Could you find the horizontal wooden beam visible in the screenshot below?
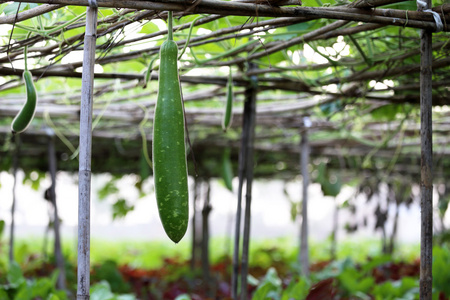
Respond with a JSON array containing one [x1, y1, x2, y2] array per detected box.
[[0, 0, 447, 31]]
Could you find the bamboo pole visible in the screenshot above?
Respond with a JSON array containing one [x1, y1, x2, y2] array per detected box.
[[299, 117, 310, 277], [201, 180, 212, 297], [2, 0, 447, 31], [231, 115, 247, 299], [418, 0, 433, 298], [9, 135, 20, 263], [190, 179, 200, 271], [240, 66, 258, 300], [231, 72, 258, 299], [77, 1, 98, 299], [47, 130, 66, 290]]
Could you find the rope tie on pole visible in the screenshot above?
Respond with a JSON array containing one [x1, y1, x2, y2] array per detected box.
[[88, 0, 98, 8], [417, 0, 443, 32]]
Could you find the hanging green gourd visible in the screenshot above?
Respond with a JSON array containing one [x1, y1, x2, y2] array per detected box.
[[222, 67, 234, 132], [11, 45, 37, 134], [152, 11, 189, 244], [221, 147, 233, 192]]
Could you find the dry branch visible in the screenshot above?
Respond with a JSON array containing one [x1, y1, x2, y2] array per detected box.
[[1, 0, 447, 31], [0, 4, 64, 24]]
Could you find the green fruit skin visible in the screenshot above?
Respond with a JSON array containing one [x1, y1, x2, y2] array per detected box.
[[221, 148, 233, 192], [222, 74, 233, 132], [11, 70, 37, 134], [153, 39, 189, 244]]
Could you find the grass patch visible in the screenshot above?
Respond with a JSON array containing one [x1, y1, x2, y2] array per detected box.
[[1, 236, 420, 270]]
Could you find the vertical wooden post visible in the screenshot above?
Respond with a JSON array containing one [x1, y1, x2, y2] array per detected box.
[[418, 0, 433, 299], [232, 97, 248, 300], [232, 67, 257, 300], [47, 131, 66, 290], [9, 135, 20, 263], [190, 179, 200, 271], [240, 72, 257, 300], [201, 180, 212, 296], [299, 117, 310, 277], [77, 2, 98, 300]]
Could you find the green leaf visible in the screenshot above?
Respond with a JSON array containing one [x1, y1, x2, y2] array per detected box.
[[252, 267, 282, 300], [46, 294, 60, 300], [30, 276, 54, 299], [433, 246, 450, 297], [3, 2, 22, 15], [370, 104, 402, 121], [98, 180, 119, 200], [91, 260, 131, 294], [372, 281, 396, 299], [320, 100, 342, 116], [7, 261, 25, 288], [15, 283, 33, 300], [0, 289, 9, 300], [252, 281, 280, 300], [0, 220, 5, 238], [90, 281, 115, 300], [22, 171, 45, 191], [112, 199, 134, 220], [281, 277, 310, 300], [140, 22, 159, 34], [175, 294, 192, 300]]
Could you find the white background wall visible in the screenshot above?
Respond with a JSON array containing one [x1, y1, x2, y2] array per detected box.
[[0, 170, 431, 245]]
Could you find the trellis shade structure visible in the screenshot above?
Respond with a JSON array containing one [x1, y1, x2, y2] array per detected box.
[[0, 4, 449, 298], [1, 0, 449, 31]]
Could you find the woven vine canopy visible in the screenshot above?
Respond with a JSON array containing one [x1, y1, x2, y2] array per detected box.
[[0, 0, 449, 178]]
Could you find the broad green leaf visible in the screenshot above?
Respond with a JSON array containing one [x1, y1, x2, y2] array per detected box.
[[140, 21, 159, 34], [0, 289, 9, 300], [175, 295, 192, 300], [90, 281, 115, 300], [3, 2, 23, 15], [112, 199, 134, 220], [30, 276, 54, 298], [252, 267, 283, 300], [15, 283, 33, 300], [98, 180, 119, 200], [281, 278, 310, 300], [370, 104, 402, 121], [433, 246, 450, 297], [46, 294, 60, 300], [0, 220, 5, 238], [7, 261, 25, 288]]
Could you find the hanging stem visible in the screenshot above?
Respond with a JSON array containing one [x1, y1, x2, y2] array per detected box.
[[47, 132, 66, 290], [178, 15, 203, 60], [24, 46, 28, 71], [167, 11, 173, 41], [24, 32, 31, 71]]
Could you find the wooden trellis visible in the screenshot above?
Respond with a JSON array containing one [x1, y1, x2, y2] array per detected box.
[[0, 0, 449, 299]]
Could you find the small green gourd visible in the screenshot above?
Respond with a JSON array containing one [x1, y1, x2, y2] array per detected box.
[[222, 68, 233, 132], [221, 148, 233, 192], [11, 47, 37, 134]]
